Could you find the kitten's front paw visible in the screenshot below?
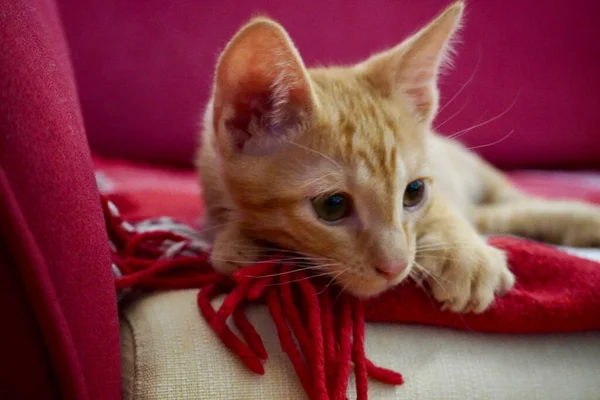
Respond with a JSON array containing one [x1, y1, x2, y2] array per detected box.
[[425, 242, 515, 313], [210, 225, 263, 276]]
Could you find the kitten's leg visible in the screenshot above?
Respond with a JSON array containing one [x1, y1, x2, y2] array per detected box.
[[416, 195, 515, 313], [456, 147, 600, 246], [473, 199, 600, 247], [210, 223, 264, 275]]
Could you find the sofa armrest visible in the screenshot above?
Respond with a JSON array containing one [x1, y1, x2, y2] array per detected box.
[[120, 290, 600, 399]]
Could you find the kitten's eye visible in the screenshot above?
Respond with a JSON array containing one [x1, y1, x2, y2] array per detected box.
[[403, 179, 426, 209], [311, 193, 353, 222]]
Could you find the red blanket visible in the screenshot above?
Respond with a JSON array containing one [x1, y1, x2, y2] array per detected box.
[[99, 157, 600, 399]]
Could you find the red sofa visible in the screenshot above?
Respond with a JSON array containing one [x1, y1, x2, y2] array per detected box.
[[1, 0, 598, 399]]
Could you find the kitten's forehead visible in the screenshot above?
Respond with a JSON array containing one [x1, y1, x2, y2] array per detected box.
[[311, 72, 420, 176], [305, 69, 427, 224]]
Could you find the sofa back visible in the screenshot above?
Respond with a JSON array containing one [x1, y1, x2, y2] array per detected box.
[[58, 0, 600, 169]]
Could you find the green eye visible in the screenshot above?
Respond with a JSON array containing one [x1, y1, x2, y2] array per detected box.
[[312, 193, 353, 222], [403, 179, 426, 208]]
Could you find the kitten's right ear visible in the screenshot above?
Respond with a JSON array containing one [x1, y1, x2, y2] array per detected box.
[[358, 1, 464, 124], [211, 18, 317, 156]]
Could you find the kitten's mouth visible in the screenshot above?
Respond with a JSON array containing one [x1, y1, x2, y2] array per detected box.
[[259, 242, 412, 298], [332, 264, 413, 299]]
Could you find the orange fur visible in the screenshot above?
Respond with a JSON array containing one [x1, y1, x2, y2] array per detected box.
[[196, 1, 600, 313]]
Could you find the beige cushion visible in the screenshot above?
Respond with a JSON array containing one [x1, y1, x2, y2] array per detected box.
[[120, 289, 600, 400]]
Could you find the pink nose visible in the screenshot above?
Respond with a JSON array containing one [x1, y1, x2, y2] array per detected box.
[[375, 263, 407, 279]]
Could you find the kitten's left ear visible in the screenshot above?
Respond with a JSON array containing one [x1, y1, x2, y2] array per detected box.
[[211, 18, 317, 156], [359, 1, 464, 123]]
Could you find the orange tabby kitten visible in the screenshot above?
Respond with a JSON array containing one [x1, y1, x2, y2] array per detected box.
[[197, 1, 600, 313]]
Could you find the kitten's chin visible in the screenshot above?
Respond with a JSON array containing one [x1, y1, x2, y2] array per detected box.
[[341, 270, 411, 299], [347, 285, 389, 299]]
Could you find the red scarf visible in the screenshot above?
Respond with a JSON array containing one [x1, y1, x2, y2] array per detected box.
[[106, 195, 600, 400]]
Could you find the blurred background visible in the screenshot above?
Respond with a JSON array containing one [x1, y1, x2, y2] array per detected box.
[[57, 0, 600, 170]]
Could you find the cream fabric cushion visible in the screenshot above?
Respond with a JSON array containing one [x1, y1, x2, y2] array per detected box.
[[120, 289, 600, 400]]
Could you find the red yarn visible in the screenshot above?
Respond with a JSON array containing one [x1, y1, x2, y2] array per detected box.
[[232, 306, 268, 360], [352, 300, 368, 400], [197, 284, 265, 375], [319, 290, 337, 398], [332, 298, 354, 400], [104, 194, 399, 399], [297, 273, 328, 400], [267, 287, 314, 396]]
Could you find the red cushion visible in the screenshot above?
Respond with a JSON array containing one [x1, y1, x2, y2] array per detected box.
[[59, 0, 600, 169], [0, 1, 120, 398]]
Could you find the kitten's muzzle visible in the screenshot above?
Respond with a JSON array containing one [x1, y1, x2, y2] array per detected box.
[[375, 262, 407, 280]]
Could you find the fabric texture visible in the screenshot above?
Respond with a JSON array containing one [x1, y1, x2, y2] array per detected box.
[[59, 0, 600, 169], [0, 0, 121, 398], [120, 289, 600, 400], [101, 161, 600, 398], [97, 157, 600, 335]]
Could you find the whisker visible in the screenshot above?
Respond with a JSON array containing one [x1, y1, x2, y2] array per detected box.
[[412, 262, 453, 284], [466, 130, 514, 151], [316, 269, 348, 295], [332, 286, 346, 306], [248, 264, 319, 278], [284, 139, 342, 169], [299, 172, 340, 189], [414, 261, 448, 290], [434, 100, 469, 131], [197, 221, 240, 234], [267, 271, 333, 286], [218, 244, 337, 263], [437, 45, 482, 115], [447, 91, 520, 141]]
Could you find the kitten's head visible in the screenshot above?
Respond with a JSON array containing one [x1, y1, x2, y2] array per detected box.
[[205, 2, 463, 297]]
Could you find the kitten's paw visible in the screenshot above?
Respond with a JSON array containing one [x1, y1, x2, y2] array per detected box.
[[427, 242, 515, 313], [210, 225, 262, 276]]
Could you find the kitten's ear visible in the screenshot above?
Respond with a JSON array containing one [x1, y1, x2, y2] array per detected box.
[[211, 18, 317, 156], [360, 1, 464, 123]]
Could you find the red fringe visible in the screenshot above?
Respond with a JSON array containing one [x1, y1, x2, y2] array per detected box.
[[104, 195, 403, 399]]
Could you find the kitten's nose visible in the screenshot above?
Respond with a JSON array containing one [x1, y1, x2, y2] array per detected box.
[[375, 262, 407, 280]]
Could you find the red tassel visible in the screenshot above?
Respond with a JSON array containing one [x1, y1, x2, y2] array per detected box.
[[132, 273, 220, 290], [332, 297, 353, 400], [115, 257, 211, 289], [197, 284, 265, 375], [365, 359, 404, 385], [279, 267, 313, 361], [352, 299, 368, 400], [319, 290, 337, 398], [297, 273, 328, 400], [104, 194, 405, 400], [247, 275, 274, 300], [212, 279, 253, 332], [125, 230, 187, 258], [232, 306, 268, 360], [266, 288, 313, 396]]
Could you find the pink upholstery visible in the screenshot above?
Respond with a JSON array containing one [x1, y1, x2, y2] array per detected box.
[[0, 0, 121, 398], [0, 1, 597, 399], [58, 0, 600, 169]]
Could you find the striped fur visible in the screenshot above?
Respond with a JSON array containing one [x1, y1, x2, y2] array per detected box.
[[196, 1, 600, 313]]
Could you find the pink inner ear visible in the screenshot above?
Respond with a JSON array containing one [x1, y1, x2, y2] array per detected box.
[[224, 93, 272, 151], [405, 86, 432, 116], [222, 90, 303, 154], [212, 20, 314, 154]]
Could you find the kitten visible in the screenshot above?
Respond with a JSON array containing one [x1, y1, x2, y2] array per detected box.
[[196, 1, 600, 313]]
